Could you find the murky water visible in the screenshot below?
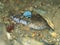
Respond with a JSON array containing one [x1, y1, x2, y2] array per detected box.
[[0, 0, 60, 45]]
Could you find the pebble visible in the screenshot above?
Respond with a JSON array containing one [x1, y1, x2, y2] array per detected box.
[[6, 32, 12, 40], [50, 32, 57, 38], [0, 2, 4, 9], [32, 32, 36, 37]]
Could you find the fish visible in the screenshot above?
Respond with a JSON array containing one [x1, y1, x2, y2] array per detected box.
[[11, 14, 54, 31]]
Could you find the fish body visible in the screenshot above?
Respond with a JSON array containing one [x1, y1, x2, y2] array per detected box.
[[11, 14, 52, 30]]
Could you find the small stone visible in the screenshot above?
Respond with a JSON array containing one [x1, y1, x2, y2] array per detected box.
[[50, 32, 57, 38], [32, 32, 36, 37], [57, 39, 60, 41], [6, 32, 12, 40], [29, 7, 33, 11]]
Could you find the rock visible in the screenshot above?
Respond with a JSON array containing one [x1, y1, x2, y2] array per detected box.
[[0, 23, 11, 45]]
